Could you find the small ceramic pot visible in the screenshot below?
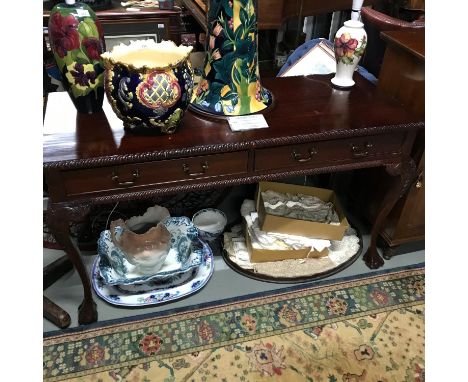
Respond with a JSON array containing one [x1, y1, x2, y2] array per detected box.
[[192, 208, 227, 242], [101, 40, 194, 134], [331, 20, 367, 88]]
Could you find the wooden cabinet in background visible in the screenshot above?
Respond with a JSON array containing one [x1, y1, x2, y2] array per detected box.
[[179, 0, 377, 31], [44, 1, 183, 48], [178, 0, 285, 31], [378, 29, 425, 117], [353, 29, 425, 258]]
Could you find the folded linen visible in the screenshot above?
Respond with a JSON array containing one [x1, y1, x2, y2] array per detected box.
[[261, 190, 340, 224], [241, 199, 331, 252], [223, 223, 360, 277], [223, 230, 253, 269]]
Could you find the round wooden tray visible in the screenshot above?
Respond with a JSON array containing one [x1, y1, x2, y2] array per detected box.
[[221, 227, 364, 284]]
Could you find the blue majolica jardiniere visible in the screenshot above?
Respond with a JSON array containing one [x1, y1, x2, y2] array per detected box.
[[101, 40, 194, 134]]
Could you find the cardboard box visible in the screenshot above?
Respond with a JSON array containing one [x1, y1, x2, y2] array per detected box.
[[245, 225, 329, 263], [256, 181, 349, 241]]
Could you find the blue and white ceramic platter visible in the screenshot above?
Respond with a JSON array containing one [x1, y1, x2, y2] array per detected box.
[[98, 216, 201, 285], [92, 240, 214, 307]]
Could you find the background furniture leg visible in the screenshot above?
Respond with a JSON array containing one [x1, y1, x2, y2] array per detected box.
[[43, 254, 73, 329], [382, 245, 396, 260], [43, 296, 71, 329], [47, 203, 97, 325], [44, 254, 73, 289], [363, 157, 417, 269]]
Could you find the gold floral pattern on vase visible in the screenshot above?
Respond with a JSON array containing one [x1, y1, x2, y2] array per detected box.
[[136, 71, 182, 109]]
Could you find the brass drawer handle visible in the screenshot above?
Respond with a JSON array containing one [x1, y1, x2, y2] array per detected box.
[[111, 169, 140, 187], [183, 161, 209, 177], [351, 142, 373, 158], [291, 148, 317, 162]]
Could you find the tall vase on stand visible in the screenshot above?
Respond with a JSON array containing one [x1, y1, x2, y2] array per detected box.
[[190, 0, 273, 117], [331, 0, 367, 88], [48, 0, 106, 113]]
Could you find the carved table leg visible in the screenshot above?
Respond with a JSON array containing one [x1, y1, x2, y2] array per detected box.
[[363, 157, 417, 269], [47, 202, 97, 325]]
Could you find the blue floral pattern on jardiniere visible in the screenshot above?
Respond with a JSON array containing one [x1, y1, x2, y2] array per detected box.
[[97, 217, 201, 285]]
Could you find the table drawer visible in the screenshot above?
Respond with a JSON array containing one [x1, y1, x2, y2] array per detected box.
[[62, 151, 248, 197], [254, 133, 405, 172]]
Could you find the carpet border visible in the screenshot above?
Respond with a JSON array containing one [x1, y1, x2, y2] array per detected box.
[[44, 262, 424, 339], [45, 300, 424, 382]]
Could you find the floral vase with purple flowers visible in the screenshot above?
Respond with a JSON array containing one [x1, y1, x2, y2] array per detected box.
[[48, 0, 105, 113], [331, 0, 367, 88]]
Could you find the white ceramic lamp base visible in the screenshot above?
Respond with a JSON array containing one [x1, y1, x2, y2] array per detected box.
[[331, 20, 367, 88], [331, 75, 356, 88]]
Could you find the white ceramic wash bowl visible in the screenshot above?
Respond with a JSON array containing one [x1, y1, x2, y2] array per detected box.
[[98, 216, 201, 285], [125, 204, 170, 232], [111, 220, 172, 275], [92, 240, 214, 307]]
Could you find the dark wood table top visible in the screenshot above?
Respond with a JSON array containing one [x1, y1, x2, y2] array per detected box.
[[43, 74, 423, 170]]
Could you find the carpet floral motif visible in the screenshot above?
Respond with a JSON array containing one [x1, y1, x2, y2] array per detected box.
[[43, 268, 424, 381]]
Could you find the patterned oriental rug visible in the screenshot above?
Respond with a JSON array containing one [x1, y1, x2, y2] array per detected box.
[[43, 265, 425, 382]]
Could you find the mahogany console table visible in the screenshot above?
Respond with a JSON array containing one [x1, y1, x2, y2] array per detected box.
[[43, 74, 423, 325]]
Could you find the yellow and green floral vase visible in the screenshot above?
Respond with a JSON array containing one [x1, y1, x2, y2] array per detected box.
[[48, 0, 105, 113], [190, 0, 273, 117]]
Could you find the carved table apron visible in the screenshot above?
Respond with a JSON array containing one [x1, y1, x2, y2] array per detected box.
[[43, 74, 424, 325]]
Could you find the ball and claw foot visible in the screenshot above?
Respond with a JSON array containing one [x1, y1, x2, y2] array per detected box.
[[78, 299, 98, 325], [363, 248, 385, 269]]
